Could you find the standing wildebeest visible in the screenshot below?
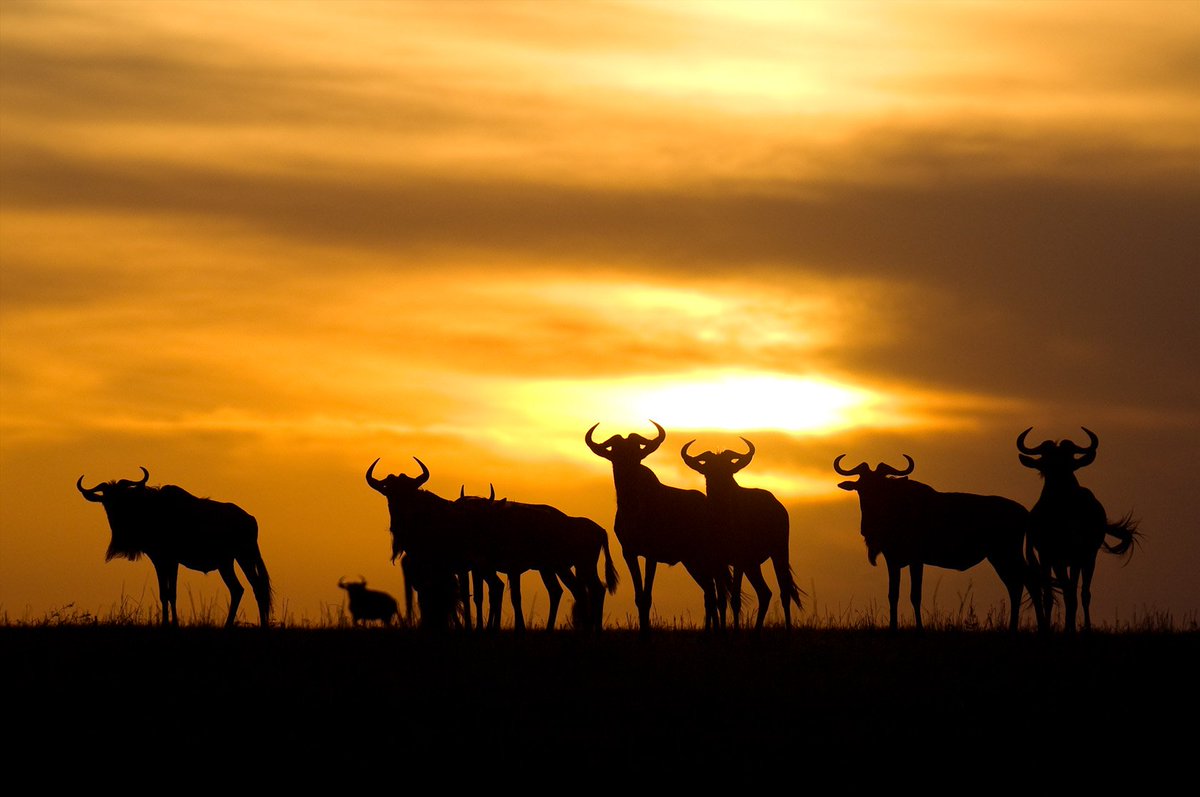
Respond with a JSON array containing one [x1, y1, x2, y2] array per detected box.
[[338, 576, 400, 626], [1017, 427, 1140, 632], [77, 467, 271, 627], [365, 457, 486, 630], [455, 486, 619, 631], [835, 455, 1039, 632], [587, 421, 728, 632], [682, 438, 802, 629]]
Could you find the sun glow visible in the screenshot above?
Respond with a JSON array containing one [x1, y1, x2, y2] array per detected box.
[[505, 368, 884, 440]]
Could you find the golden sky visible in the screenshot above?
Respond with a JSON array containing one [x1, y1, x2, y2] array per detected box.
[[2, 0, 1197, 625]]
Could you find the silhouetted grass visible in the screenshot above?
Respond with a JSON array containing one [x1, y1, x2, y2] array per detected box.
[[4, 619, 1196, 780]]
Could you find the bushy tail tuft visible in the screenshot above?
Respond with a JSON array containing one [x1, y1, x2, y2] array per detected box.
[[1103, 511, 1142, 559]]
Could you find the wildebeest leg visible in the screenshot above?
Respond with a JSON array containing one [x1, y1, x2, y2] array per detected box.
[[217, 561, 245, 627], [771, 554, 799, 629], [714, 569, 729, 631], [508, 572, 525, 632], [1081, 555, 1097, 632], [485, 572, 504, 631], [641, 559, 658, 630], [1059, 563, 1078, 633], [558, 567, 591, 630], [577, 565, 605, 631], [744, 564, 772, 631], [399, 555, 415, 627], [623, 552, 648, 631], [988, 553, 1027, 633], [471, 570, 486, 630], [155, 562, 179, 626], [1023, 545, 1048, 632], [730, 567, 744, 629], [885, 558, 901, 631], [237, 550, 271, 627], [540, 570, 563, 630], [1042, 561, 1057, 629], [909, 562, 924, 631], [455, 569, 471, 629]]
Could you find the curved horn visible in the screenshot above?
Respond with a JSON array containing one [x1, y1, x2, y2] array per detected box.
[[833, 455, 870, 477], [644, 420, 666, 454], [459, 484, 465, 499], [680, 440, 703, 471], [585, 423, 608, 457], [1073, 427, 1099, 467], [412, 457, 430, 487], [135, 467, 149, 486], [366, 458, 385, 492], [876, 455, 915, 478], [76, 475, 104, 501], [489, 484, 495, 501], [732, 437, 755, 472], [1016, 428, 1048, 455]]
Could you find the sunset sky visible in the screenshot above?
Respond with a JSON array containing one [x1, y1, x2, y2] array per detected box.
[[2, 0, 1197, 626]]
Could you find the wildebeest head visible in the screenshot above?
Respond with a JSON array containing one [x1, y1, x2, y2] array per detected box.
[[77, 467, 152, 561], [586, 420, 666, 466], [681, 438, 754, 478], [834, 455, 918, 565], [337, 575, 367, 592], [1017, 427, 1098, 476], [366, 457, 434, 561]]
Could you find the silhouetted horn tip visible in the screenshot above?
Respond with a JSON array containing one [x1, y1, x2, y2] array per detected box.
[[412, 457, 430, 486], [366, 458, 384, 489], [643, 420, 666, 453], [586, 423, 614, 458], [833, 455, 868, 476]]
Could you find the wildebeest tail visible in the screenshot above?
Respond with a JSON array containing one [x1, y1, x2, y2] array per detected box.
[[1103, 511, 1141, 558], [783, 565, 805, 611], [601, 534, 619, 594]]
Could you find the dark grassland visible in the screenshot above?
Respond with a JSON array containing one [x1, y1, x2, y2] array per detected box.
[[5, 625, 1196, 779]]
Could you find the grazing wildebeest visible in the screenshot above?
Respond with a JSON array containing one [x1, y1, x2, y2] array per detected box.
[[835, 455, 1039, 632], [455, 486, 619, 631], [77, 467, 271, 627], [682, 437, 801, 629], [587, 421, 728, 632], [338, 576, 400, 626], [1017, 427, 1140, 632]]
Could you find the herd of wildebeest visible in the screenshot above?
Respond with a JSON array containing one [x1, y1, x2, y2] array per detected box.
[[75, 422, 1140, 634]]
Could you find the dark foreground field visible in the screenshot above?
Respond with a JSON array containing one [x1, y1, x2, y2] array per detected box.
[[5, 626, 1197, 779]]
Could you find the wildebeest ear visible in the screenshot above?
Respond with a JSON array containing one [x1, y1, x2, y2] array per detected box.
[[1018, 454, 1041, 470], [838, 481, 858, 491]]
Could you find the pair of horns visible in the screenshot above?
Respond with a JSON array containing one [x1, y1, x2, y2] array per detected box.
[[585, 420, 666, 457], [365, 457, 429, 491], [76, 467, 150, 499], [680, 438, 755, 472], [833, 455, 914, 478]]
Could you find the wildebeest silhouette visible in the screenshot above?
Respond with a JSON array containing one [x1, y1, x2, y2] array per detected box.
[[77, 467, 271, 627], [365, 457, 481, 630], [338, 576, 399, 626], [835, 455, 1038, 632], [454, 485, 618, 631], [682, 437, 801, 629], [587, 421, 728, 632], [1017, 427, 1140, 632]]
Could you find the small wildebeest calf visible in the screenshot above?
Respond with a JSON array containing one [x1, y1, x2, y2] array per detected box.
[[338, 577, 400, 626]]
